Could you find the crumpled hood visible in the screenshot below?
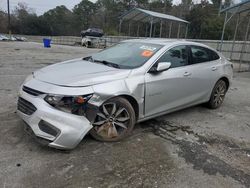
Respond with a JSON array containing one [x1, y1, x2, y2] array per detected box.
[[34, 58, 131, 87]]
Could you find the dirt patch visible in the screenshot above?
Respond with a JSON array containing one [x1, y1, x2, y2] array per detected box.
[[177, 139, 250, 187], [149, 119, 250, 187]]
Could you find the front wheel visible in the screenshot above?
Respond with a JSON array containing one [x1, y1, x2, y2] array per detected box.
[[207, 80, 227, 109], [90, 97, 136, 142]]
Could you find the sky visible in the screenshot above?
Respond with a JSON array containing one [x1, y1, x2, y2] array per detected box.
[[0, 0, 185, 15], [0, 0, 242, 15], [0, 0, 88, 15]]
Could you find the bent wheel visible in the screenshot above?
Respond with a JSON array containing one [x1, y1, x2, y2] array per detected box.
[[90, 97, 136, 142], [207, 80, 227, 109]]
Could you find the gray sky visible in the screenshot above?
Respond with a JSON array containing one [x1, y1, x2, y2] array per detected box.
[[0, 0, 92, 15], [0, 0, 184, 15], [0, 0, 242, 15]]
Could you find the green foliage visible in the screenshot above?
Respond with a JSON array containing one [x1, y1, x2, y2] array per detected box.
[[43, 5, 74, 35], [187, 1, 232, 39], [73, 0, 96, 31], [0, 10, 8, 33]]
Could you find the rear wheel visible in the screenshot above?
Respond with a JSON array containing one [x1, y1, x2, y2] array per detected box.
[[90, 97, 136, 142], [207, 80, 227, 109]]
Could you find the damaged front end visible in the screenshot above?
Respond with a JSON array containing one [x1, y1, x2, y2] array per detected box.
[[17, 78, 100, 150], [44, 93, 100, 125]]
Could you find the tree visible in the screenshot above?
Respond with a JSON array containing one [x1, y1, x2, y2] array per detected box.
[[72, 0, 97, 31], [0, 10, 8, 33], [11, 2, 44, 35], [43, 5, 74, 35], [149, 0, 172, 12]]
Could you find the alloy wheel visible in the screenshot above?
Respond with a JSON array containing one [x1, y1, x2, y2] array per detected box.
[[93, 103, 130, 139], [213, 81, 226, 107]]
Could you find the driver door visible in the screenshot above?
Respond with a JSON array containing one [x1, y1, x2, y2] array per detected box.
[[144, 45, 196, 117]]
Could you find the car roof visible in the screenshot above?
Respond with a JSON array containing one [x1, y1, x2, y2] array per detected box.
[[122, 38, 220, 54], [123, 38, 211, 48]]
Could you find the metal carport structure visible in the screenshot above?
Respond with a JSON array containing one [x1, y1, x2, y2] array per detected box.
[[219, 0, 250, 71], [119, 8, 189, 38]]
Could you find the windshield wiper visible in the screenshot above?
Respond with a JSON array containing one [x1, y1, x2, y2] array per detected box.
[[82, 56, 93, 61], [92, 59, 120, 69]]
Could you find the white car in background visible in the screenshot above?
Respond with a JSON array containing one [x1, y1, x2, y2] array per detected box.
[[0, 34, 9, 41]]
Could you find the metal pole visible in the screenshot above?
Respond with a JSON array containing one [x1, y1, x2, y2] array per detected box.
[[177, 23, 181, 38], [166, 21, 168, 38], [160, 20, 162, 38], [145, 24, 148, 37], [118, 19, 123, 36], [239, 15, 250, 72], [230, 13, 240, 60], [128, 22, 131, 36], [169, 22, 172, 38], [219, 11, 228, 52], [185, 24, 188, 39], [153, 23, 156, 37], [150, 18, 153, 38], [137, 24, 140, 37], [218, 1, 222, 16], [7, 0, 11, 36]]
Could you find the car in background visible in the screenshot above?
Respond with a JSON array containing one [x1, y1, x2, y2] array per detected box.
[[81, 28, 105, 48], [0, 34, 9, 41], [0, 35, 27, 41], [10, 36, 17, 41], [17, 39, 233, 150], [81, 28, 104, 38], [16, 36, 27, 41]]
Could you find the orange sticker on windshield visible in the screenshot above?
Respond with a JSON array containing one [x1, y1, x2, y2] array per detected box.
[[141, 50, 154, 57]]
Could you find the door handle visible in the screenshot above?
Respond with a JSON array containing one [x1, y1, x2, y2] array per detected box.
[[211, 66, 217, 71], [183, 72, 192, 76]]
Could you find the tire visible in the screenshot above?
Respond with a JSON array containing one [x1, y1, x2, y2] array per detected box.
[[86, 41, 91, 48], [207, 79, 227, 109], [90, 97, 136, 142]]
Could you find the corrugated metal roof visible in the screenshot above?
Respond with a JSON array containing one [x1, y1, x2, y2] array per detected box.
[[120, 8, 189, 24], [220, 0, 250, 13]]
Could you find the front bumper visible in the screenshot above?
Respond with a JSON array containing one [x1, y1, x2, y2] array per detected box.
[[17, 88, 93, 150]]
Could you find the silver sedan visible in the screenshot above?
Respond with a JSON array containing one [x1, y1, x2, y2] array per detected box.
[[17, 39, 233, 149]]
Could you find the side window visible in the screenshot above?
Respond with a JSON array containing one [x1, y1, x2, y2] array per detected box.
[[190, 45, 220, 64], [209, 49, 220, 61], [157, 45, 188, 68], [190, 46, 210, 64]]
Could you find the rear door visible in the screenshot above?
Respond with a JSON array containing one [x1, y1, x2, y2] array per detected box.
[[187, 45, 222, 100]]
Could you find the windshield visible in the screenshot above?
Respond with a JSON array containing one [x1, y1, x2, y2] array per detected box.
[[90, 42, 163, 69]]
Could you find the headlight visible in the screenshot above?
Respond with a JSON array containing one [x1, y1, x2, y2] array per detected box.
[[44, 94, 93, 114]]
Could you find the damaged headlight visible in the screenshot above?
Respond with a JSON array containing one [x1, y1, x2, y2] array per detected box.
[[44, 94, 93, 115]]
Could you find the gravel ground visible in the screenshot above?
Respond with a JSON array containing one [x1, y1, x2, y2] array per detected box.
[[0, 41, 249, 188]]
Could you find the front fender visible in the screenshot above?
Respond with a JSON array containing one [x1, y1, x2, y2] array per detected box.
[[88, 76, 145, 119]]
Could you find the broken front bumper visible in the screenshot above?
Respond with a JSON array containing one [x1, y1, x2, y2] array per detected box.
[[17, 88, 93, 150]]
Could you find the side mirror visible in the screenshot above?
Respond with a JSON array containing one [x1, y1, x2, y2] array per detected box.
[[149, 62, 171, 73]]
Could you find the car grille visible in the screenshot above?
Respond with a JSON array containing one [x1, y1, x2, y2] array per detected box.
[[17, 97, 37, 115], [22, 86, 45, 96]]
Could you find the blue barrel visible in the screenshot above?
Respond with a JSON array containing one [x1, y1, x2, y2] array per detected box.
[[43, 38, 51, 48]]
